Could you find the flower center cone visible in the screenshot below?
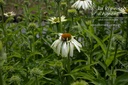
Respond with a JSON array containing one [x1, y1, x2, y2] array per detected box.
[[61, 33, 71, 41]]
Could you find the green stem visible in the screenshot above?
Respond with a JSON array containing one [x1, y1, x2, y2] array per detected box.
[[35, 76, 39, 85], [106, 27, 113, 59], [57, 68, 63, 85], [32, 30, 35, 52], [113, 42, 118, 68], [23, 4, 29, 26], [0, 5, 7, 52], [56, 23, 59, 32], [66, 56, 71, 85], [71, 16, 73, 31], [67, 56, 71, 73], [38, 1, 42, 27], [66, 0, 69, 16], [125, 17, 128, 50], [58, 2, 62, 32], [112, 42, 118, 84], [0, 69, 3, 85], [67, 15, 73, 32], [0, 5, 4, 23]]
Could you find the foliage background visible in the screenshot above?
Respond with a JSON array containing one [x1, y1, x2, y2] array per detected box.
[[0, 0, 128, 85]]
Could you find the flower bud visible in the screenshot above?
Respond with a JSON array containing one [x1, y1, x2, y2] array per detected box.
[[9, 75, 21, 83], [28, 23, 37, 30], [30, 68, 43, 77], [68, 9, 77, 15], [61, 2, 67, 7]]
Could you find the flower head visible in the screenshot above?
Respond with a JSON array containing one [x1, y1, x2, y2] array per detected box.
[[4, 11, 16, 17], [68, 9, 77, 15], [51, 33, 82, 57], [118, 7, 128, 14], [48, 16, 67, 24], [30, 68, 43, 77], [28, 23, 37, 30], [61, 2, 67, 7], [71, 0, 92, 10], [9, 75, 21, 83]]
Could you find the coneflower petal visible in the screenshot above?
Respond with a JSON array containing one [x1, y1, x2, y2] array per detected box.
[[56, 40, 63, 56], [62, 42, 67, 57], [69, 42, 74, 57]]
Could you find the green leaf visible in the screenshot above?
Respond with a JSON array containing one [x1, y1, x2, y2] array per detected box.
[[105, 50, 127, 67], [26, 51, 44, 62], [114, 73, 128, 85], [77, 22, 107, 54]]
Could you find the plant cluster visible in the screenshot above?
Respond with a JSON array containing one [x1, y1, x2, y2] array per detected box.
[[0, 0, 128, 85]]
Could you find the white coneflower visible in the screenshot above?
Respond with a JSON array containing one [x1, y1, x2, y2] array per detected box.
[[51, 33, 82, 57], [48, 16, 67, 24], [71, 0, 92, 10], [4, 11, 16, 17], [118, 7, 128, 14]]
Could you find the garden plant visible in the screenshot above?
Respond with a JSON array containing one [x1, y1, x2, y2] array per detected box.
[[0, 0, 128, 85]]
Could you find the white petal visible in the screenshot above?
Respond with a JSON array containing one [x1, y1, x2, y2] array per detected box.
[[58, 33, 63, 37], [72, 38, 82, 47], [66, 42, 70, 57], [51, 39, 60, 48], [71, 39, 82, 52], [71, 42, 80, 52], [51, 39, 61, 52], [72, 0, 80, 9], [62, 42, 67, 57], [61, 16, 67, 22], [87, 0, 92, 5], [82, 1, 87, 10], [69, 42, 74, 57], [56, 41, 63, 56], [78, 1, 83, 9]]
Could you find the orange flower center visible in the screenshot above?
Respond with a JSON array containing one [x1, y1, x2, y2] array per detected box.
[[61, 33, 71, 41]]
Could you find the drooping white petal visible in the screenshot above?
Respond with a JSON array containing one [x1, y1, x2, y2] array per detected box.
[[78, 1, 83, 9], [66, 42, 70, 57], [62, 42, 67, 57], [72, 38, 82, 47], [71, 39, 82, 52], [51, 39, 61, 52], [51, 39, 60, 48], [72, 0, 80, 9], [82, 1, 87, 10], [87, 0, 92, 6], [56, 40, 63, 56], [71, 42, 80, 52], [69, 42, 74, 57]]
